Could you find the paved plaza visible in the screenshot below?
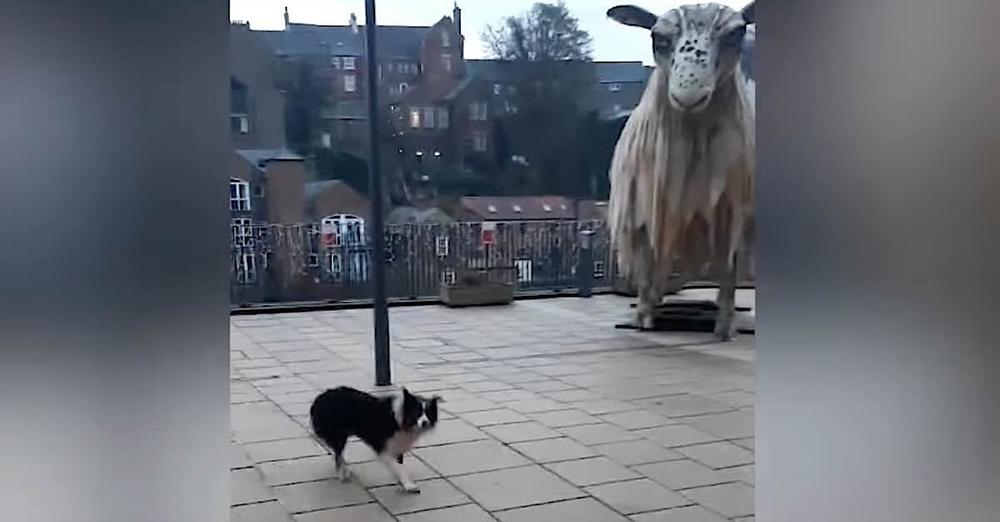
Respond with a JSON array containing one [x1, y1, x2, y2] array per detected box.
[[231, 291, 755, 522]]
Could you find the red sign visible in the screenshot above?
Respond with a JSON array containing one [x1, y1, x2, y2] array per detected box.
[[481, 222, 497, 245], [322, 222, 339, 248]]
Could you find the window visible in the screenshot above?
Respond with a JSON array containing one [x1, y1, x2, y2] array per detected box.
[[331, 254, 343, 282], [307, 253, 320, 267], [238, 116, 249, 134], [423, 107, 436, 129], [409, 108, 421, 129], [472, 131, 488, 152], [435, 236, 449, 257], [493, 83, 503, 96], [442, 268, 456, 285], [229, 179, 250, 211], [593, 261, 606, 279], [608, 83, 622, 92], [331, 56, 341, 68], [344, 74, 356, 93], [235, 253, 256, 284], [441, 30, 451, 47], [437, 107, 449, 129], [321, 132, 332, 149], [231, 218, 253, 247], [487, 205, 497, 214], [442, 54, 452, 72], [515, 259, 533, 283], [398, 82, 409, 95], [543, 204, 552, 212], [343, 56, 356, 70], [470, 102, 488, 121]]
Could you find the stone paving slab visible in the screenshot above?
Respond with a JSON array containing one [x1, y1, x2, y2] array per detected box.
[[230, 293, 755, 522]]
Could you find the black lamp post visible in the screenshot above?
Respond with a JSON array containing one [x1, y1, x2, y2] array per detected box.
[[365, 0, 391, 387]]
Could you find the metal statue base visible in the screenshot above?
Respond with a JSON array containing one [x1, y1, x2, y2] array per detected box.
[[614, 300, 754, 334]]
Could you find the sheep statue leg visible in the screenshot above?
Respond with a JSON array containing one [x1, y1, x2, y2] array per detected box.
[[714, 253, 739, 341], [633, 237, 660, 330]]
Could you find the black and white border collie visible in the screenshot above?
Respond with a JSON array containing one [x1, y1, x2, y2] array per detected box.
[[310, 386, 440, 493]]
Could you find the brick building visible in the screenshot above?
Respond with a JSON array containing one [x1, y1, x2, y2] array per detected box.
[[251, 6, 653, 197]]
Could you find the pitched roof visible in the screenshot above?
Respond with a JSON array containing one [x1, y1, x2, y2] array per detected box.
[[257, 24, 430, 59], [236, 148, 304, 167], [460, 196, 577, 221], [576, 200, 609, 221], [594, 62, 650, 84], [466, 60, 651, 85]]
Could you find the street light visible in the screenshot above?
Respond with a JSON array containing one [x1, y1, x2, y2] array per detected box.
[[364, 0, 391, 387]]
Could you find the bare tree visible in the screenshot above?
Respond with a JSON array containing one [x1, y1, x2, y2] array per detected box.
[[483, 1, 593, 61]]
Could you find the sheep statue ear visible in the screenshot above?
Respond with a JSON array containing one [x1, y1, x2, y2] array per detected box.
[[607, 5, 658, 30], [741, 2, 755, 24]]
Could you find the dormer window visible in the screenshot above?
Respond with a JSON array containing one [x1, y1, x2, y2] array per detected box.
[[543, 204, 552, 212], [513, 205, 522, 213], [487, 205, 497, 214]]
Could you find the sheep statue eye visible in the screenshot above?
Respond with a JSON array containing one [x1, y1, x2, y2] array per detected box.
[[652, 34, 672, 52]]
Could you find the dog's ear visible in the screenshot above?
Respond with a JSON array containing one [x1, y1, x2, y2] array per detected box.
[[430, 394, 444, 404]]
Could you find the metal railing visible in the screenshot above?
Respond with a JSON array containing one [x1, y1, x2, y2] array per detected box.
[[230, 220, 616, 306]]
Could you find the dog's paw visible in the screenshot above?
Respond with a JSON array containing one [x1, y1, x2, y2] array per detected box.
[[336, 467, 353, 482], [400, 482, 421, 494]]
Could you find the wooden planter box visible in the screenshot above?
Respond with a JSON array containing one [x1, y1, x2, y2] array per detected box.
[[440, 281, 515, 307]]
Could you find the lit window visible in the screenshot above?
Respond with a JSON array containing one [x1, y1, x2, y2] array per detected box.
[[321, 132, 332, 149], [343, 57, 356, 70], [441, 30, 451, 47], [238, 116, 249, 134], [442, 54, 452, 72], [437, 108, 449, 129], [229, 179, 250, 211], [493, 84, 502, 96], [423, 107, 436, 129], [409, 108, 421, 129], [344, 74, 356, 93], [470, 102, 488, 121], [472, 132, 488, 151]]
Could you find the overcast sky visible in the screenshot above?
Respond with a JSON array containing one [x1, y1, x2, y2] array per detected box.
[[230, 1, 748, 65]]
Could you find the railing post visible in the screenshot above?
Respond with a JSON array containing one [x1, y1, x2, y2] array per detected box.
[[577, 227, 594, 298]]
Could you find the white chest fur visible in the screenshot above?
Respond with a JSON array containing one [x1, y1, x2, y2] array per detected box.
[[385, 430, 420, 457]]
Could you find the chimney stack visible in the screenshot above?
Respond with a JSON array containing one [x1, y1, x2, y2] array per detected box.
[[349, 13, 359, 34], [283, 6, 290, 29]]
